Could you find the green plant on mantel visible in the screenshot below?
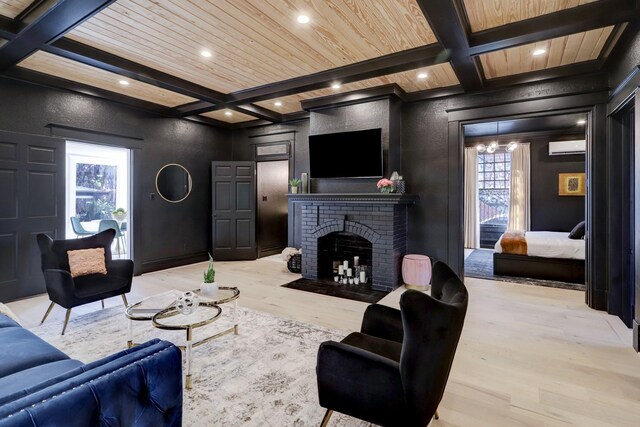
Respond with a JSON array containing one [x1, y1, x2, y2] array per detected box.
[[203, 253, 215, 283], [289, 178, 301, 187]]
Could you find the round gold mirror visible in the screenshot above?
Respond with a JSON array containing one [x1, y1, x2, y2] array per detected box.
[[156, 163, 192, 203]]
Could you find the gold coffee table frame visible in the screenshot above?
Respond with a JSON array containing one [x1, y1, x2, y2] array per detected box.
[[124, 287, 241, 389]]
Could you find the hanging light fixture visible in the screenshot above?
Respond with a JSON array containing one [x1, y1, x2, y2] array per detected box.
[[507, 141, 518, 151], [476, 144, 486, 152]]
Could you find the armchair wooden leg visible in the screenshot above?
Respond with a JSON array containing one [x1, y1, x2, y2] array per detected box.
[[434, 409, 440, 420], [61, 309, 71, 335], [121, 294, 129, 308], [40, 301, 55, 325], [101, 299, 105, 309], [320, 409, 333, 427]]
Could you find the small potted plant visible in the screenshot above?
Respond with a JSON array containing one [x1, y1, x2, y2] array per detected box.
[[200, 253, 218, 296], [112, 207, 127, 221], [376, 178, 395, 194], [289, 178, 301, 194]]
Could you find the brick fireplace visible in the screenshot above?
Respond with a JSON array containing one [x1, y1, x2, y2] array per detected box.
[[288, 194, 417, 291]]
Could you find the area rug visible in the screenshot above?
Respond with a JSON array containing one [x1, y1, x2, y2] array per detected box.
[[282, 278, 388, 303], [30, 303, 372, 426], [464, 249, 586, 291]]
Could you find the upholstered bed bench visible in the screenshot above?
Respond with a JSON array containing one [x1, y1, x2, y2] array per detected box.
[[0, 314, 182, 426]]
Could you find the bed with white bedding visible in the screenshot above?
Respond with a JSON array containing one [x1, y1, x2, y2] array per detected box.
[[494, 231, 585, 260], [493, 231, 585, 284]]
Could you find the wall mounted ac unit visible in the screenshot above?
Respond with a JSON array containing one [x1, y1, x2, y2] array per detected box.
[[548, 140, 586, 156]]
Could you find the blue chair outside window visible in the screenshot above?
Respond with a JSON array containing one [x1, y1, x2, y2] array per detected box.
[[70, 217, 93, 238], [99, 219, 126, 256]]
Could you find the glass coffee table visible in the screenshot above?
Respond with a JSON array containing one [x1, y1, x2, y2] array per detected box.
[[124, 287, 240, 389]]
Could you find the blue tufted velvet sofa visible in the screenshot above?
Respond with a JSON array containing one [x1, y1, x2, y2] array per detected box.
[[0, 314, 183, 426]]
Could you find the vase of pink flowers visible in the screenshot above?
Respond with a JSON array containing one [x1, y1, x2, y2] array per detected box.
[[377, 178, 395, 194]]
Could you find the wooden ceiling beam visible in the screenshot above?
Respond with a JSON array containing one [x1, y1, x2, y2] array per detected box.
[[468, 0, 640, 56], [0, 0, 115, 71], [414, 0, 484, 92], [231, 104, 283, 123], [45, 38, 228, 105]]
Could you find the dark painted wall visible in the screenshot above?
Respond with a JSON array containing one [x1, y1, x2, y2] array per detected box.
[[0, 77, 233, 282], [466, 131, 586, 232], [608, 26, 640, 90]]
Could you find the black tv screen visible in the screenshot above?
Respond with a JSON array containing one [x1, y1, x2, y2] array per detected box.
[[309, 128, 383, 178]]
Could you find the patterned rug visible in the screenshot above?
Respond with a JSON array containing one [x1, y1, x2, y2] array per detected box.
[[30, 303, 372, 426], [464, 249, 586, 291]]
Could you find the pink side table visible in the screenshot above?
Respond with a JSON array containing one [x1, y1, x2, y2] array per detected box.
[[402, 254, 432, 291]]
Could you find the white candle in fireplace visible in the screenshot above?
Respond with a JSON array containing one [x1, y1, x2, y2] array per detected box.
[[338, 265, 344, 275], [354, 256, 359, 266], [347, 268, 352, 277], [343, 260, 348, 269], [360, 271, 366, 282]]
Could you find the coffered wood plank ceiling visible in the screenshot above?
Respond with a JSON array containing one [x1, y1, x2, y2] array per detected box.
[[480, 26, 614, 79], [0, 0, 637, 126], [256, 62, 459, 114], [65, 0, 437, 93], [463, 0, 598, 32], [19, 51, 197, 107]]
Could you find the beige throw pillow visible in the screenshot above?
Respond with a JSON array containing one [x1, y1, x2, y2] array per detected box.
[[67, 247, 107, 278]]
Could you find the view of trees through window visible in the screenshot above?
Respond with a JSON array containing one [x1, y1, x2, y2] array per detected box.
[[478, 152, 511, 247], [75, 163, 117, 221]]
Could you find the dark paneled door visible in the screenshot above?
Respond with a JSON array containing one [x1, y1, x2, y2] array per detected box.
[[211, 161, 256, 260], [257, 160, 288, 257], [0, 131, 65, 302]]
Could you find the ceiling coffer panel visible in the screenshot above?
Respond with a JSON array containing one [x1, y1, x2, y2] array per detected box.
[[480, 26, 613, 79], [201, 109, 257, 124], [18, 51, 197, 107], [462, 0, 599, 33], [256, 62, 459, 114], [0, 0, 33, 19], [65, 0, 437, 94]]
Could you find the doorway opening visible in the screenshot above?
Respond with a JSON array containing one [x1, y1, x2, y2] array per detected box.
[[463, 113, 588, 291], [256, 160, 289, 258], [65, 141, 131, 258]]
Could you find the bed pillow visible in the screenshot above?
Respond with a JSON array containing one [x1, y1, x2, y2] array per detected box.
[[568, 221, 585, 240], [67, 248, 107, 278]]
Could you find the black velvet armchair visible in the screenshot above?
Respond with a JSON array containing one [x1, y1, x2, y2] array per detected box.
[[316, 261, 468, 427], [36, 229, 134, 335]]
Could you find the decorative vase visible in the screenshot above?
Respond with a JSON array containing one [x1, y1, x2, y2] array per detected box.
[[200, 281, 219, 296], [291, 186, 299, 194], [112, 212, 126, 221], [175, 291, 199, 315], [301, 173, 309, 193]]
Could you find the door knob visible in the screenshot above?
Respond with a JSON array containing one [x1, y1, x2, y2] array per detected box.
[[262, 196, 268, 201]]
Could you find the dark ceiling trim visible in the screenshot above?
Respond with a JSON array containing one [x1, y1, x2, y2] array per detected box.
[[3, 67, 173, 115], [222, 44, 447, 106], [300, 84, 406, 111], [45, 39, 228, 105], [0, 0, 115, 71], [232, 104, 283, 122], [15, 0, 52, 23], [403, 85, 466, 103], [182, 114, 234, 130], [414, 0, 484, 91], [482, 60, 604, 90], [468, 0, 640, 56]]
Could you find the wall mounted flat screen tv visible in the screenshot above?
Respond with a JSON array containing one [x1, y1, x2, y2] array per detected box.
[[309, 128, 383, 178]]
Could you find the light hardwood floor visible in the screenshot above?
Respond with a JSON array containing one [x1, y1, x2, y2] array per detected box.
[[8, 256, 640, 426]]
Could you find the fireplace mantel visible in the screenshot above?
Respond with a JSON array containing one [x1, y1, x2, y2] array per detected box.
[[287, 193, 418, 204]]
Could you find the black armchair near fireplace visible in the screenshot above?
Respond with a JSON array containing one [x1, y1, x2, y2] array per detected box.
[[316, 261, 468, 427]]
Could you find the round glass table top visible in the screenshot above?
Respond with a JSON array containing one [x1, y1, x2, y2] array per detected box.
[[193, 286, 240, 305], [152, 303, 222, 330]]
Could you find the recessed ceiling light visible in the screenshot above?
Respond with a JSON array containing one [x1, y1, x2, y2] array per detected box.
[[577, 119, 586, 125], [119, 80, 129, 86], [533, 48, 546, 56], [200, 50, 212, 58], [297, 15, 310, 24], [417, 72, 428, 79], [274, 101, 282, 107], [225, 111, 233, 117], [331, 83, 341, 89]]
